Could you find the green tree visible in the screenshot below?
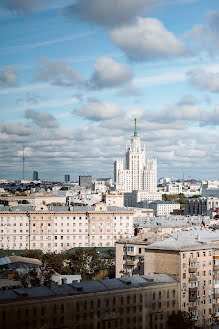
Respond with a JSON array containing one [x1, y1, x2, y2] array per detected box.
[[67, 248, 111, 280], [42, 252, 66, 274], [21, 250, 43, 260]]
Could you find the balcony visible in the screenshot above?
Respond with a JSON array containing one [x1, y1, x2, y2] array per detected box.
[[189, 267, 197, 273], [214, 265, 219, 271], [126, 248, 136, 256], [189, 287, 198, 292], [189, 295, 198, 302], [126, 260, 135, 266], [189, 276, 197, 281], [214, 292, 219, 298]]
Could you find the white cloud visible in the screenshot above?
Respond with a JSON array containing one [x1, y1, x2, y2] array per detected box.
[[187, 68, 219, 93], [110, 17, 188, 61], [185, 10, 219, 54], [25, 109, 59, 128], [89, 57, 133, 89], [35, 58, 83, 87], [0, 66, 18, 86], [74, 101, 123, 121], [67, 0, 165, 27]]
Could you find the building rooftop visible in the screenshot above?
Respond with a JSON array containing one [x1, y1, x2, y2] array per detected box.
[[0, 274, 176, 303], [145, 229, 219, 251]]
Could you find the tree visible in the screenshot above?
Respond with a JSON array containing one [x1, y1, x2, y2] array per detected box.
[[21, 250, 43, 260], [167, 311, 199, 329], [42, 252, 67, 274], [67, 248, 113, 280]]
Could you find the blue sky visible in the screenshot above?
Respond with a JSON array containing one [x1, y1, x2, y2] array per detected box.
[[0, 0, 219, 181]]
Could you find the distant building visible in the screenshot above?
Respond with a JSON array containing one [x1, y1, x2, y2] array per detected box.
[[114, 120, 157, 194], [184, 197, 219, 216], [148, 200, 181, 216], [79, 175, 92, 187], [64, 174, 70, 183], [0, 204, 135, 253], [33, 171, 38, 181]]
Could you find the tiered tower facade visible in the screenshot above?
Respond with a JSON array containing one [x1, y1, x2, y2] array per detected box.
[[114, 119, 157, 193]]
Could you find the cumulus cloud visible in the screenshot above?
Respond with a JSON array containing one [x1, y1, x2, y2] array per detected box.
[[89, 57, 133, 89], [1, 0, 44, 13], [35, 58, 82, 87], [110, 17, 188, 61], [25, 109, 59, 128], [0, 66, 18, 86], [187, 68, 219, 93], [67, 0, 165, 27], [73, 101, 123, 121], [147, 97, 219, 126], [0, 122, 32, 136], [0, 109, 219, 180], [185, 10, 219, 53]]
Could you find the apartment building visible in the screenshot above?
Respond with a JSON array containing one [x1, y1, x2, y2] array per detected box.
[[0, 203, 135, 253], [116, 233, 164, 278], [116, 230, 219, 327], [144, 231, 219, 327], [103, 192, 124, 208], [0, 274, 178, 329], [148, 201, 181, 216]]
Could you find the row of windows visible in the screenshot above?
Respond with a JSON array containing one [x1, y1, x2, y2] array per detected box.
[[183, 251, 212, 258]]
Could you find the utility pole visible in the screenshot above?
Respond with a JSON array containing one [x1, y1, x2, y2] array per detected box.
[[22, 144, 25, 180]]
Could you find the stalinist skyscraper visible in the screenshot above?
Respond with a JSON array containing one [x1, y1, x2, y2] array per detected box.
[[114, 119, 158, 195]]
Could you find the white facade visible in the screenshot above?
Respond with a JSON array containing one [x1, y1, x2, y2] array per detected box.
[[0, 206, 135, 253], [149, 201, 181, 216], [166, 183, 183, 194], [114, 122, 157, 194]]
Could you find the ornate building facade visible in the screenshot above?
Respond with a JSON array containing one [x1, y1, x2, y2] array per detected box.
[[114, 120, 158, 194]]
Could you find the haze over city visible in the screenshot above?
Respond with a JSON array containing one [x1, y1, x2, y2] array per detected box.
[[0, 0, 219, 181]]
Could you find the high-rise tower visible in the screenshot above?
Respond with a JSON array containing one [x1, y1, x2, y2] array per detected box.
[[114, 120, 157, 193]]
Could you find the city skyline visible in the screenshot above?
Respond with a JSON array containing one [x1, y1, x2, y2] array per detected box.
[[0, 0, 219, 181]]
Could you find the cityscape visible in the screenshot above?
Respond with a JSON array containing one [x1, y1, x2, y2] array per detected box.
[[0, 1, 219, 329]]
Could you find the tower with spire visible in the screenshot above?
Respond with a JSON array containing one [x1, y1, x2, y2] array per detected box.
[[114, 119, 158, 195]]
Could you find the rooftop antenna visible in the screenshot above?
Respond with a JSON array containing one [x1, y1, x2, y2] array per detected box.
[[22, 144, 25, 180]]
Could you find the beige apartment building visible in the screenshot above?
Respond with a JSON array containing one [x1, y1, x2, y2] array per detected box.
[[0, 275, 178, 329], [116, 230, 219, 327], [144, 233, 219, 327], [116, 233, 166, 278], [0, 203, 135, 253]]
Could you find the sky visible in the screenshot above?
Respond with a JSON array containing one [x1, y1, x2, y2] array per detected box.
[[0, 0, 219, 181]]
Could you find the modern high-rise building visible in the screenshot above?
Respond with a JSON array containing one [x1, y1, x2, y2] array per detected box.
[[64, 174, 70, 183], [114, 119, 157, 193], [33, 171, 38, 181], [79, 175, 92, 187]]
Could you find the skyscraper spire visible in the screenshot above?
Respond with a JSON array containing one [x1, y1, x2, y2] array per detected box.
[[134, 118, 137, 137]]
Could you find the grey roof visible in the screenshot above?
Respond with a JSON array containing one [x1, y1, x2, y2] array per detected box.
[[0, 256, 10, 266], [145, 229, 219, 251], [0, 274, 176, 303]]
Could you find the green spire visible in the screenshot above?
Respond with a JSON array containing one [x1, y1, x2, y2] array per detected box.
[[134, 118, 137, 137]]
